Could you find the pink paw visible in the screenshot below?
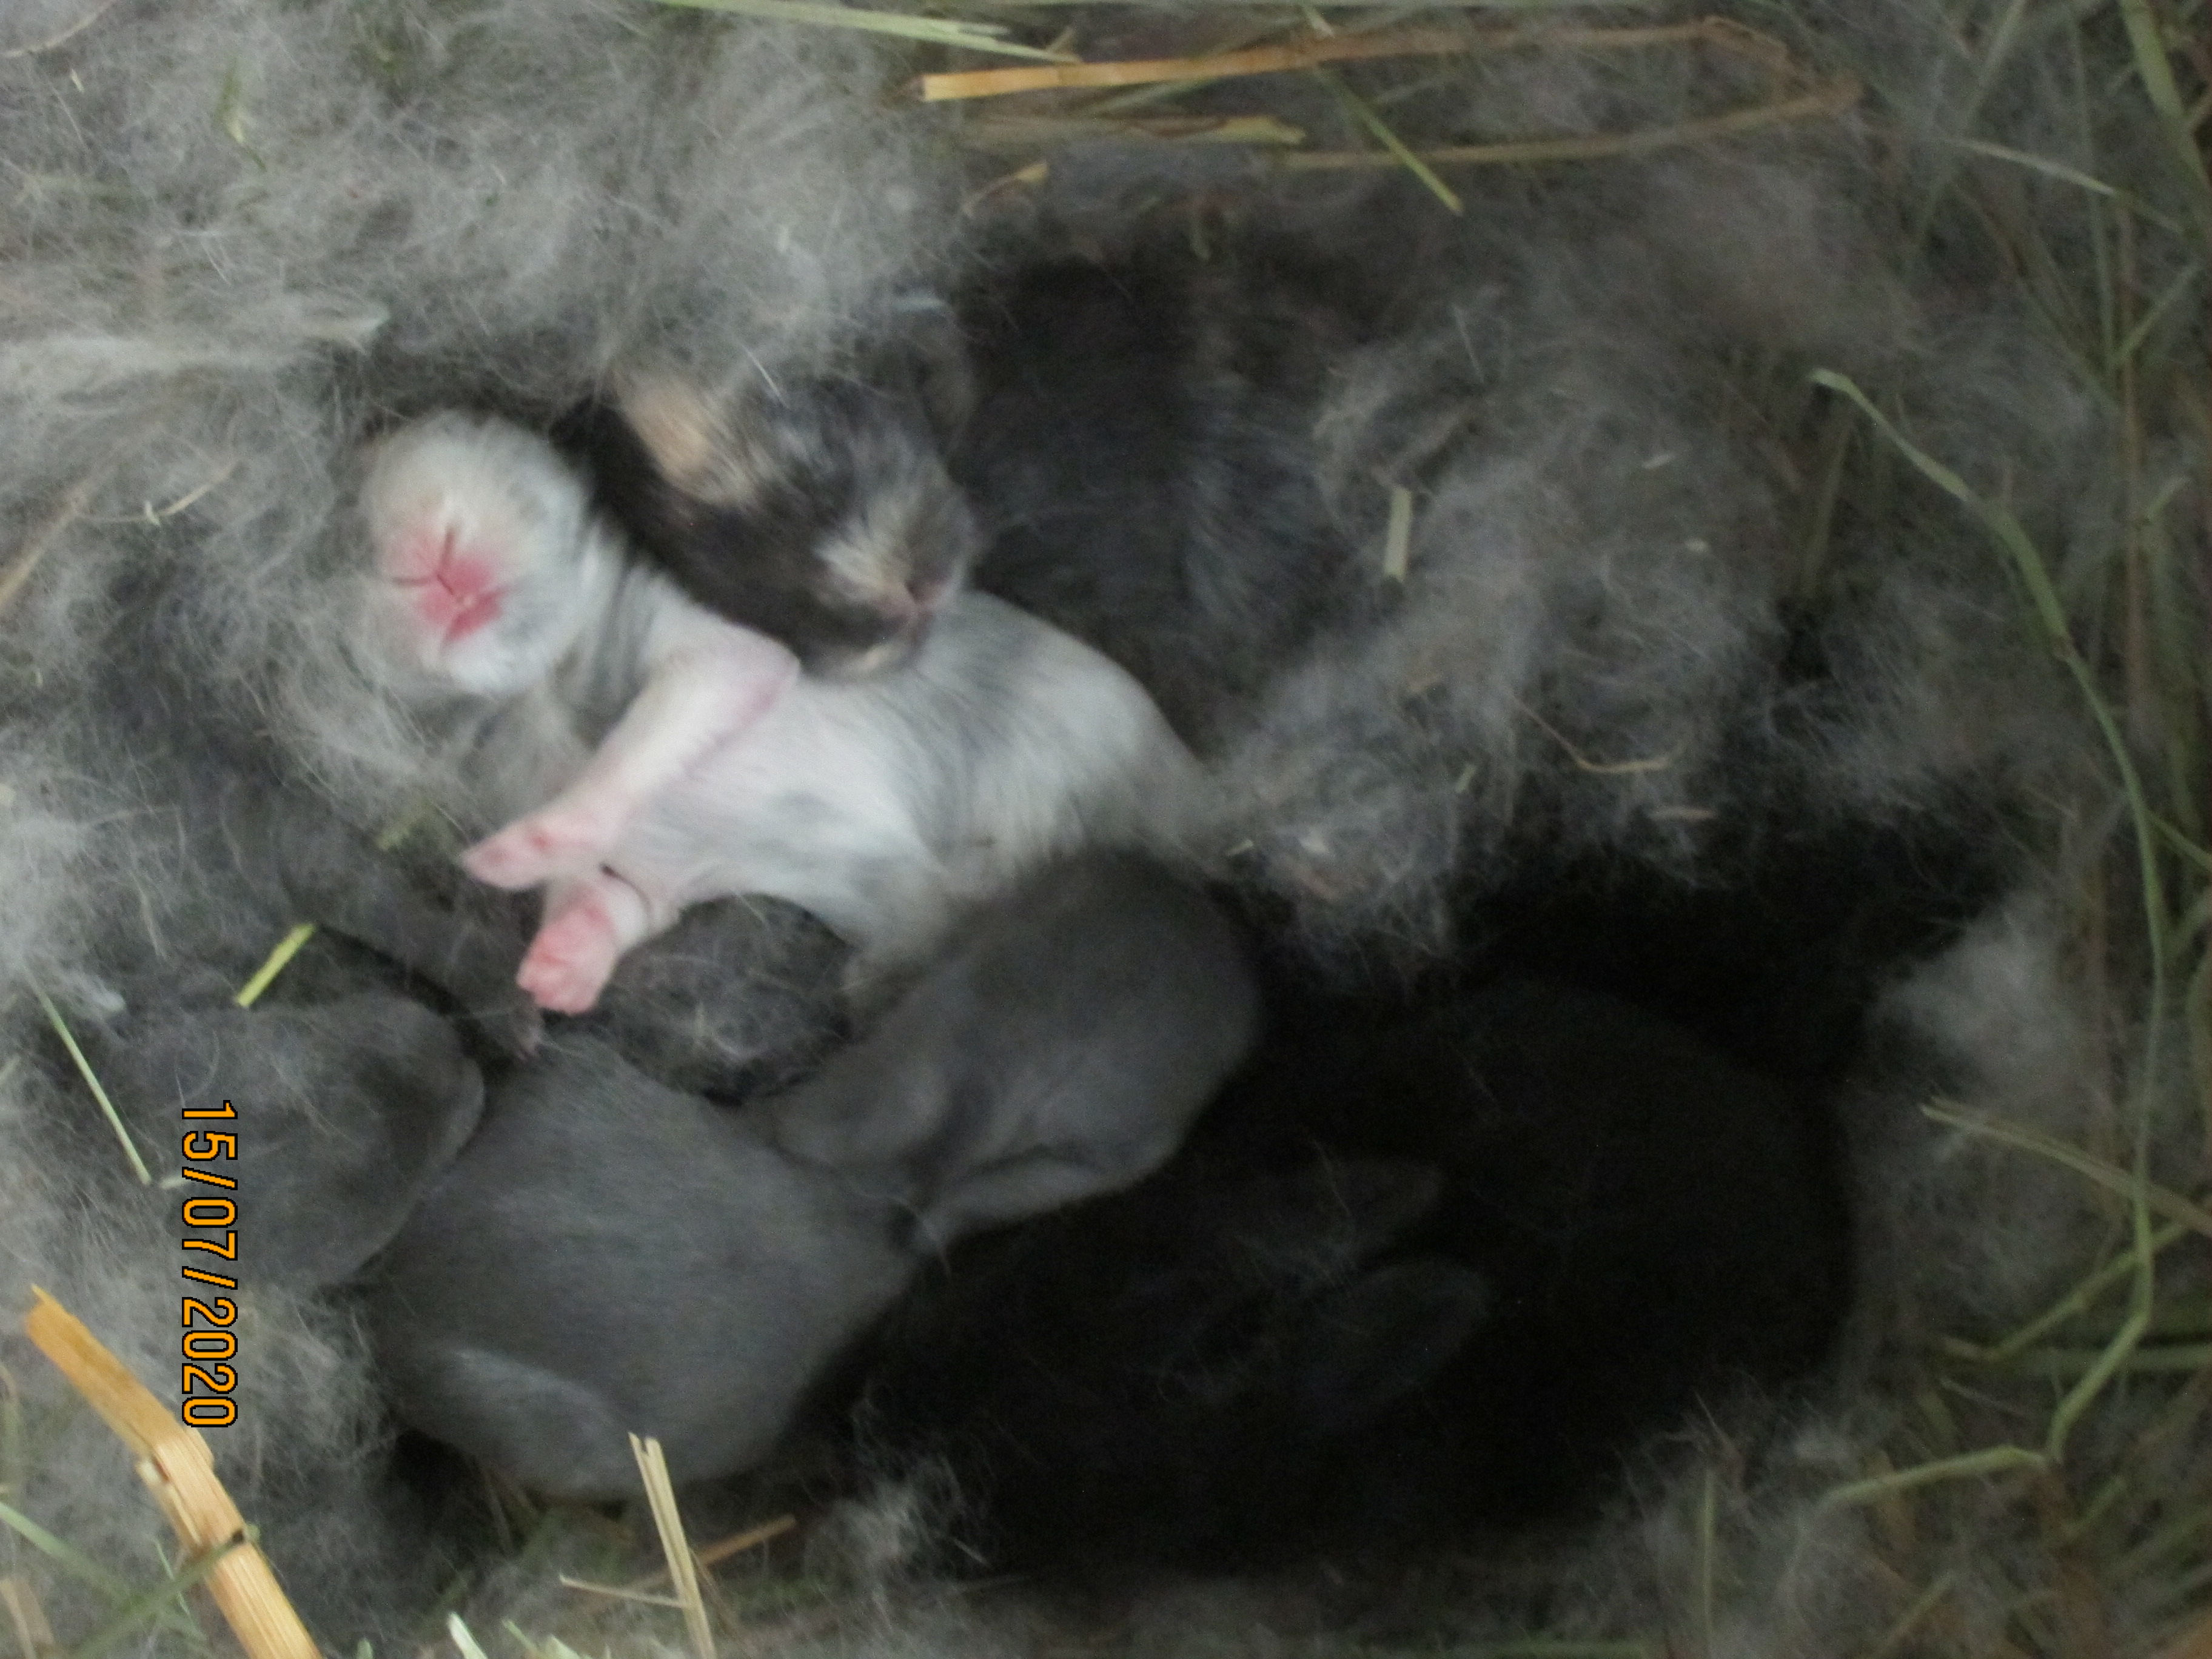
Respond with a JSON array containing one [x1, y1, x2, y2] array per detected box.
[[386, 523, 508, 651], [463, 809, 617, 890], [515, 896, 623, 1014]]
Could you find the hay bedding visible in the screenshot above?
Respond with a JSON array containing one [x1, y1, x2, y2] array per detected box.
[[0, 0, 2204, 1655]]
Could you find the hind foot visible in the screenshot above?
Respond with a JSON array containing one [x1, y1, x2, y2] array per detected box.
[[515, 877, 655, 1014], [464, 805, 625, 891], [517, 896, 623, 1014]]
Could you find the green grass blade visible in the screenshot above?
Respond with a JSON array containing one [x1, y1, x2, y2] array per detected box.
[[1922, 1102, 2212, 1239], [1946, 1219, 2192, 1362], [2115, 0, 2212, 204], [1820, 1445, 2047, 1509], [68, 1536, 241, 1659], [0, 1500, 201, 1640], [33, 987, 151, 1185], [446, 1613, 493, 1659], [646, 0, 1078, 62], [1811, 369, 2170, 984], [234, 921, 317, 1008], [1314, 67, 1463, 213], [2108, 261, 2202, 372], [2045, 1179, 2157, 1458], [0, 1498, 136, 1600]]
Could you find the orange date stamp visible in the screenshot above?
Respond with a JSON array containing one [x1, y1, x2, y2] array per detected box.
[[179, 1096, 239, 1427]]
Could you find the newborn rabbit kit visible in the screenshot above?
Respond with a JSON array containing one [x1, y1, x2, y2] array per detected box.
[[1, 4, 2205, 1658]]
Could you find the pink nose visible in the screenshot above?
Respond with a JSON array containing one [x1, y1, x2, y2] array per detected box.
[[392, 528, 504, 643]]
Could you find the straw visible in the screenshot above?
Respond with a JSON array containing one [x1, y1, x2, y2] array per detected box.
[[20, 1291, 316, 1659], [630, 1435, 714, 1659]]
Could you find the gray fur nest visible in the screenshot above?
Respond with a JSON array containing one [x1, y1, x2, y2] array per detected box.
[[0, 1, 2205, 1655]]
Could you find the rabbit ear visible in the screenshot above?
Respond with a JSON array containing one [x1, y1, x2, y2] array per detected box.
[[768, 1059, 1186, 1247], [1284, 1259, 1492, 1434], [762, 1041, 955, 1179], [1200, 1159, 1446, 1283], [378, 1341, 640, 1504], [766, 854, 1256, 1235], [100, 995, 484, 1292], [873, 298, 975, 446], [609, 373, 743, 502], [911, 1130, 1184, 1249]]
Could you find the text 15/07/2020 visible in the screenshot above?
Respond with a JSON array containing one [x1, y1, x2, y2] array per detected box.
[[180, 1098, 238, 1428]]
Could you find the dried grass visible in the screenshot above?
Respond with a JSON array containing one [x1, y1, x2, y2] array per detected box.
[[20, 1294, 313, 1659]]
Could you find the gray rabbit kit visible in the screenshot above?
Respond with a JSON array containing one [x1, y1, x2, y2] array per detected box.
[[95, 997, 486, 1293], [368, 1036, 915, 1500], [367, 854, 1259, 1496]]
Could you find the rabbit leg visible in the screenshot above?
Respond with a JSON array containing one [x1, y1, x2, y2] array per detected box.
[[466, 629, 796, 890]]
